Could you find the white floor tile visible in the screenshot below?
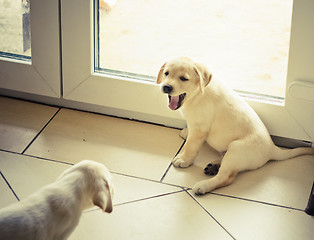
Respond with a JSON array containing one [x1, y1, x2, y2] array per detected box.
[[70, 191, 233, 240], [0, 151, 70, 200], [193, 192, 314, 240], [0, 178, 17, 209], [0, 97, 58, 153], [213, 155, 314, 210], [26, 108, 183, 181], [112, 174, 182, 206]]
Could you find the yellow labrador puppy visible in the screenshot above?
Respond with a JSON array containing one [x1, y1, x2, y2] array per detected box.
[[0, 160, 114, 240], [157, 57, 314, 195]]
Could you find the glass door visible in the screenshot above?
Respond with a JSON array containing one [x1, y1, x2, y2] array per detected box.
[[62, 0, 314, 142], [0, 0, 31, 60], [97, 0, 290, 98], [0, 0, 61, 97]]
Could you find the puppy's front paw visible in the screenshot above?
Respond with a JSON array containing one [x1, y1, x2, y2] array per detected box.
[[192, 180, 211, 195], [179, 128, 188, 140], [172, 155, 193, 168]]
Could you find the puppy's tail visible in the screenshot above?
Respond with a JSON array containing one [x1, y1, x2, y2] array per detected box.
[[270, 145, 314, 161]]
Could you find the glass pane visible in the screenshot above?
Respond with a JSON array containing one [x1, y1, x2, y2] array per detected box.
[[0, 0, 31, 60], [96, 0, 292, 98]]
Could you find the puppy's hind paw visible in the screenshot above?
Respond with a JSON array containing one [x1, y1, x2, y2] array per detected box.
[[204, 163, 220, 176], [172, 155, 193, 168]]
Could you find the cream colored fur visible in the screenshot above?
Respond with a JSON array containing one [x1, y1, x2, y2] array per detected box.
[[0, 160, 114, 240], [157, 57, 314, 195]]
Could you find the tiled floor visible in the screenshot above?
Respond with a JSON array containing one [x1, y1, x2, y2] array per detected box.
[[0, 96, 313, 239]]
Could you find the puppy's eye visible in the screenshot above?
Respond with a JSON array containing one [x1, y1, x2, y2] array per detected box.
[[164, 71, 169, 76], [180, 76, 188, 81]]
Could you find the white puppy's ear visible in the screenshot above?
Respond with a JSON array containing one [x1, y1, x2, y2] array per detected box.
[[93, 181, 113, 213], [194, 63, 212, 94], [156, 62, 167, 84]]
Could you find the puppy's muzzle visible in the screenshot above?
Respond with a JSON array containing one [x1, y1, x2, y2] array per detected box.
[[162, 84, 173, 94]]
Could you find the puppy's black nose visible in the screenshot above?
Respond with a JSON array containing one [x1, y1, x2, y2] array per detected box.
[[163, 84, 173, 94]]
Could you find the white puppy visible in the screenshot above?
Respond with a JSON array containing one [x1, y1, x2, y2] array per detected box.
[[157, 57, 314, 195], [0, 160, 114, 240]]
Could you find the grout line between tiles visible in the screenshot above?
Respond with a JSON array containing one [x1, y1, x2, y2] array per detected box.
[[159, 140, 186, 182], [0, 149, 22, 155], [0, 149, 74, 167], [186, 190, 236, 240], [22, 153, 74, 166], [0, 171, 20, 201], [111, 171, 186, 190], [114, 189, 186, 207], [185, 186, 305, 212], [210, 192, 305, 212], [21, 108, 62, 154], [84, 189, 186, 213]]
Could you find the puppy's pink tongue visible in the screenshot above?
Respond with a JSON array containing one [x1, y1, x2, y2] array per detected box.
[[169, 95, 179, 110]]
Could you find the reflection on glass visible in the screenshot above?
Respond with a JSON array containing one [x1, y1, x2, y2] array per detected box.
[[0, 0, 31, 60], [96, 0, 293, 98]]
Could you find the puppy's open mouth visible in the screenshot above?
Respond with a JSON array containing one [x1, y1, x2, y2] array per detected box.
[[168, 93, 186, 110]]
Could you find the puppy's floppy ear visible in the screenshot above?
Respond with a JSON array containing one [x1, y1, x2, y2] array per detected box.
[[156, 62, 167, 84], [194, 63, 212, 94], [93, 180, 113, 213]]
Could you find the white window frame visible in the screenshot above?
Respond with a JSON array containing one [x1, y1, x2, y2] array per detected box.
[[0, 0, 61, 97]]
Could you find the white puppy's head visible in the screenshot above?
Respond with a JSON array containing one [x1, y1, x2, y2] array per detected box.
[[58, 160, 114, 213], [156, 57, 212, 110]]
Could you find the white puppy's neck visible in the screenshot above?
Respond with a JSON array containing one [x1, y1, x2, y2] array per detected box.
[[55, 171, 92, 210]]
